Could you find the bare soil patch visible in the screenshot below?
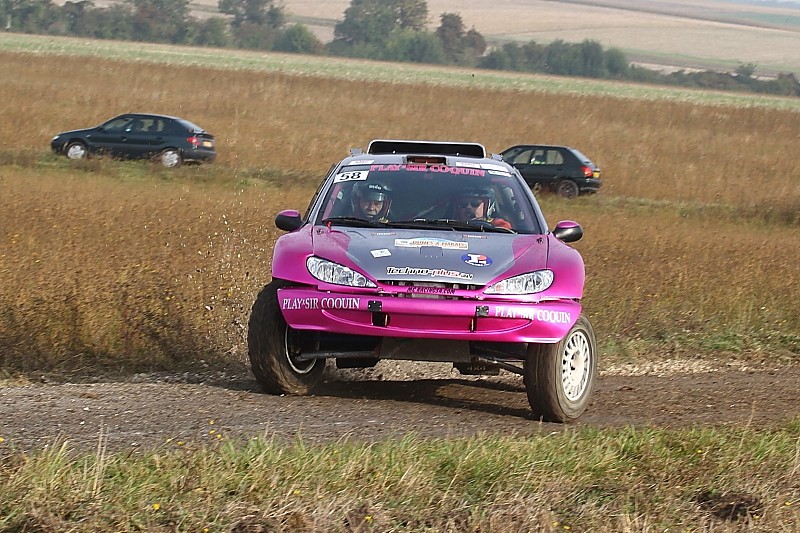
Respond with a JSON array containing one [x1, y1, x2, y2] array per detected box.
[[2, 362, 797, 454]]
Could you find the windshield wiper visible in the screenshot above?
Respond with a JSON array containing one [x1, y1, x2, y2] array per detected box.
[[321, 216, 387, 228], [387, 219, 515, 233]]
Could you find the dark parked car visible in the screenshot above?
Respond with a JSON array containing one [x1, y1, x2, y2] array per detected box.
[[51, 113, 216, 168], [499, 144, 601, 198]]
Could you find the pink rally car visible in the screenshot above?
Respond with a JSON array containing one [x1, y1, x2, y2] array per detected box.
[[248, 140, 597, 422]]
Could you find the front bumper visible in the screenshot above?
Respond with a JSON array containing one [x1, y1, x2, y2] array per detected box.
[[278, 287, 581, 343]]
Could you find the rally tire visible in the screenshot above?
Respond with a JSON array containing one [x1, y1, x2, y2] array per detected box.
[[524, 313, 597, 422], [247, 279, 323, 395]]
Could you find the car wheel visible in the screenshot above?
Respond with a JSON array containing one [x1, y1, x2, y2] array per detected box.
[[65, 141, 88, 160], [524, 314, 597, 422], [556, 180, 580, 199], [247, 279, 324, 395], [159, 149, 182, 168]]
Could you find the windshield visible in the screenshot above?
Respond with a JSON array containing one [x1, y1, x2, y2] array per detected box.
[[313, 162, 543, 233]]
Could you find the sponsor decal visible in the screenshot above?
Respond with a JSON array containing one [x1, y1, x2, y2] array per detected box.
[[455, 161, 481, 169], [493, 306, 571, 323], [406, 285, 456, 295], [394, 237, 468, 250], [282, 297, 361, 310], [347, 160, 374, 165], [369, 164, 485, 177], [372, 231, 396, 236], [371, 248, 391, 258], [480, 163, 509, 172], [386, 266, 473, 280], [462, 253, 493, 267], [488, 170, 512, 176], [333, 170, 369, 183]]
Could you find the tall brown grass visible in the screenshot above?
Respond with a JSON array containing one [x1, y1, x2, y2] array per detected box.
[[1, 50, 799, 374]]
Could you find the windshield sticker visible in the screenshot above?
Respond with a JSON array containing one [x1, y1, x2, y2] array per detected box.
[[334, 170, 369, 183], [370, 164, 485, 177], [347, 160, 374, 165], [493, 306, 571, 324], [394, 238, 468, 250], [480, 163, 508, 172], [455, 161, 481, 169], [462, 254, 493, 267], [371, 248, 391, 258], [386, 266, 473, 281], [488, 170, 512, 176]]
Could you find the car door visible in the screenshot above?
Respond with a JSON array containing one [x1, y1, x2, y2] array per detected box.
[[119, 116, 158, 158], [90, 115, 134, 156], [143, 117, 170, 154], [505, 146, 559, 190]]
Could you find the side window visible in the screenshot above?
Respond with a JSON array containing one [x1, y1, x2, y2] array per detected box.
[[149, 119, 164, 133], [545, 149, 564, 165], [510, 149, 533, 165], [103, 117, 131, 132], [531, 149, 546, 164]]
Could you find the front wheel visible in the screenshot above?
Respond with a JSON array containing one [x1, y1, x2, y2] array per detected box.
[[524, 314, 597, 422], [65, 141, 87, 160], [160, 148, 182, 168], [247, 279, 324, 395]]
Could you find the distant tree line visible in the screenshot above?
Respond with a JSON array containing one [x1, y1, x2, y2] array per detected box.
[[3, 0, 798, 97]]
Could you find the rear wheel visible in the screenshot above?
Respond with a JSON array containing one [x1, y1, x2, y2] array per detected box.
[[160, 148, 182, 168], [65, 141, 87, 160], [556, 180, 579, 199], [247, 279, 324, 394], [524, 314, 596, 422]]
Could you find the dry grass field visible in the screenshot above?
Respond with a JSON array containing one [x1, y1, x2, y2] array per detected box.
[[1, 45, 799, 533], [1, 48, 799, 375]]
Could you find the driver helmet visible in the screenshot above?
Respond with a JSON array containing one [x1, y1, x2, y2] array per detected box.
[[352, 182, 392, 220], [454, 185, 496, 218]]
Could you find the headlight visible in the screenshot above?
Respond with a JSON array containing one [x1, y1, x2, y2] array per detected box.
[[484, 270, 554, 295], [306, 257, 376, 288]]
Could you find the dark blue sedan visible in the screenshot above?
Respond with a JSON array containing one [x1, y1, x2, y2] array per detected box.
[[51, 113, 216, 167]]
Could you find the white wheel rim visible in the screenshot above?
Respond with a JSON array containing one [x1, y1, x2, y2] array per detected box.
[[67, 145, 85, 159], [284, 325, 316, 374], [561, 330, 591, 401], [162, 151, 180, 167]]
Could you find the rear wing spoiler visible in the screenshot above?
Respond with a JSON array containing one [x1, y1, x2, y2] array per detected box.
[[364, 139, 487, 158]]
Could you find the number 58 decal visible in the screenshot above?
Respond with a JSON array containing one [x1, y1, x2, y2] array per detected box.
[[334, 170, 369, 183]]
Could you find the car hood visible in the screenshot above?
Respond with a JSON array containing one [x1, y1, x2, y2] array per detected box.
[[54, 127, 96, 137], [311, 227, 548, 286]]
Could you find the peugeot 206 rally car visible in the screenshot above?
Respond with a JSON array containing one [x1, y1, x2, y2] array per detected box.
[[248, 140, 597, 422]]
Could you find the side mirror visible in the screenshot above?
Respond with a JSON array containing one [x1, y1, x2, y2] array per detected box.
[[275, 209, 303, 232], [552, 220, 583, 243]]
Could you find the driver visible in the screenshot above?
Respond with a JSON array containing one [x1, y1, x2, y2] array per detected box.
[[352, 182, 392, 222], [453, 186, 512, 230]]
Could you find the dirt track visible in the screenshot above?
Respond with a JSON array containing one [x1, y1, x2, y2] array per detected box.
[[1, 362, 798, 454]]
